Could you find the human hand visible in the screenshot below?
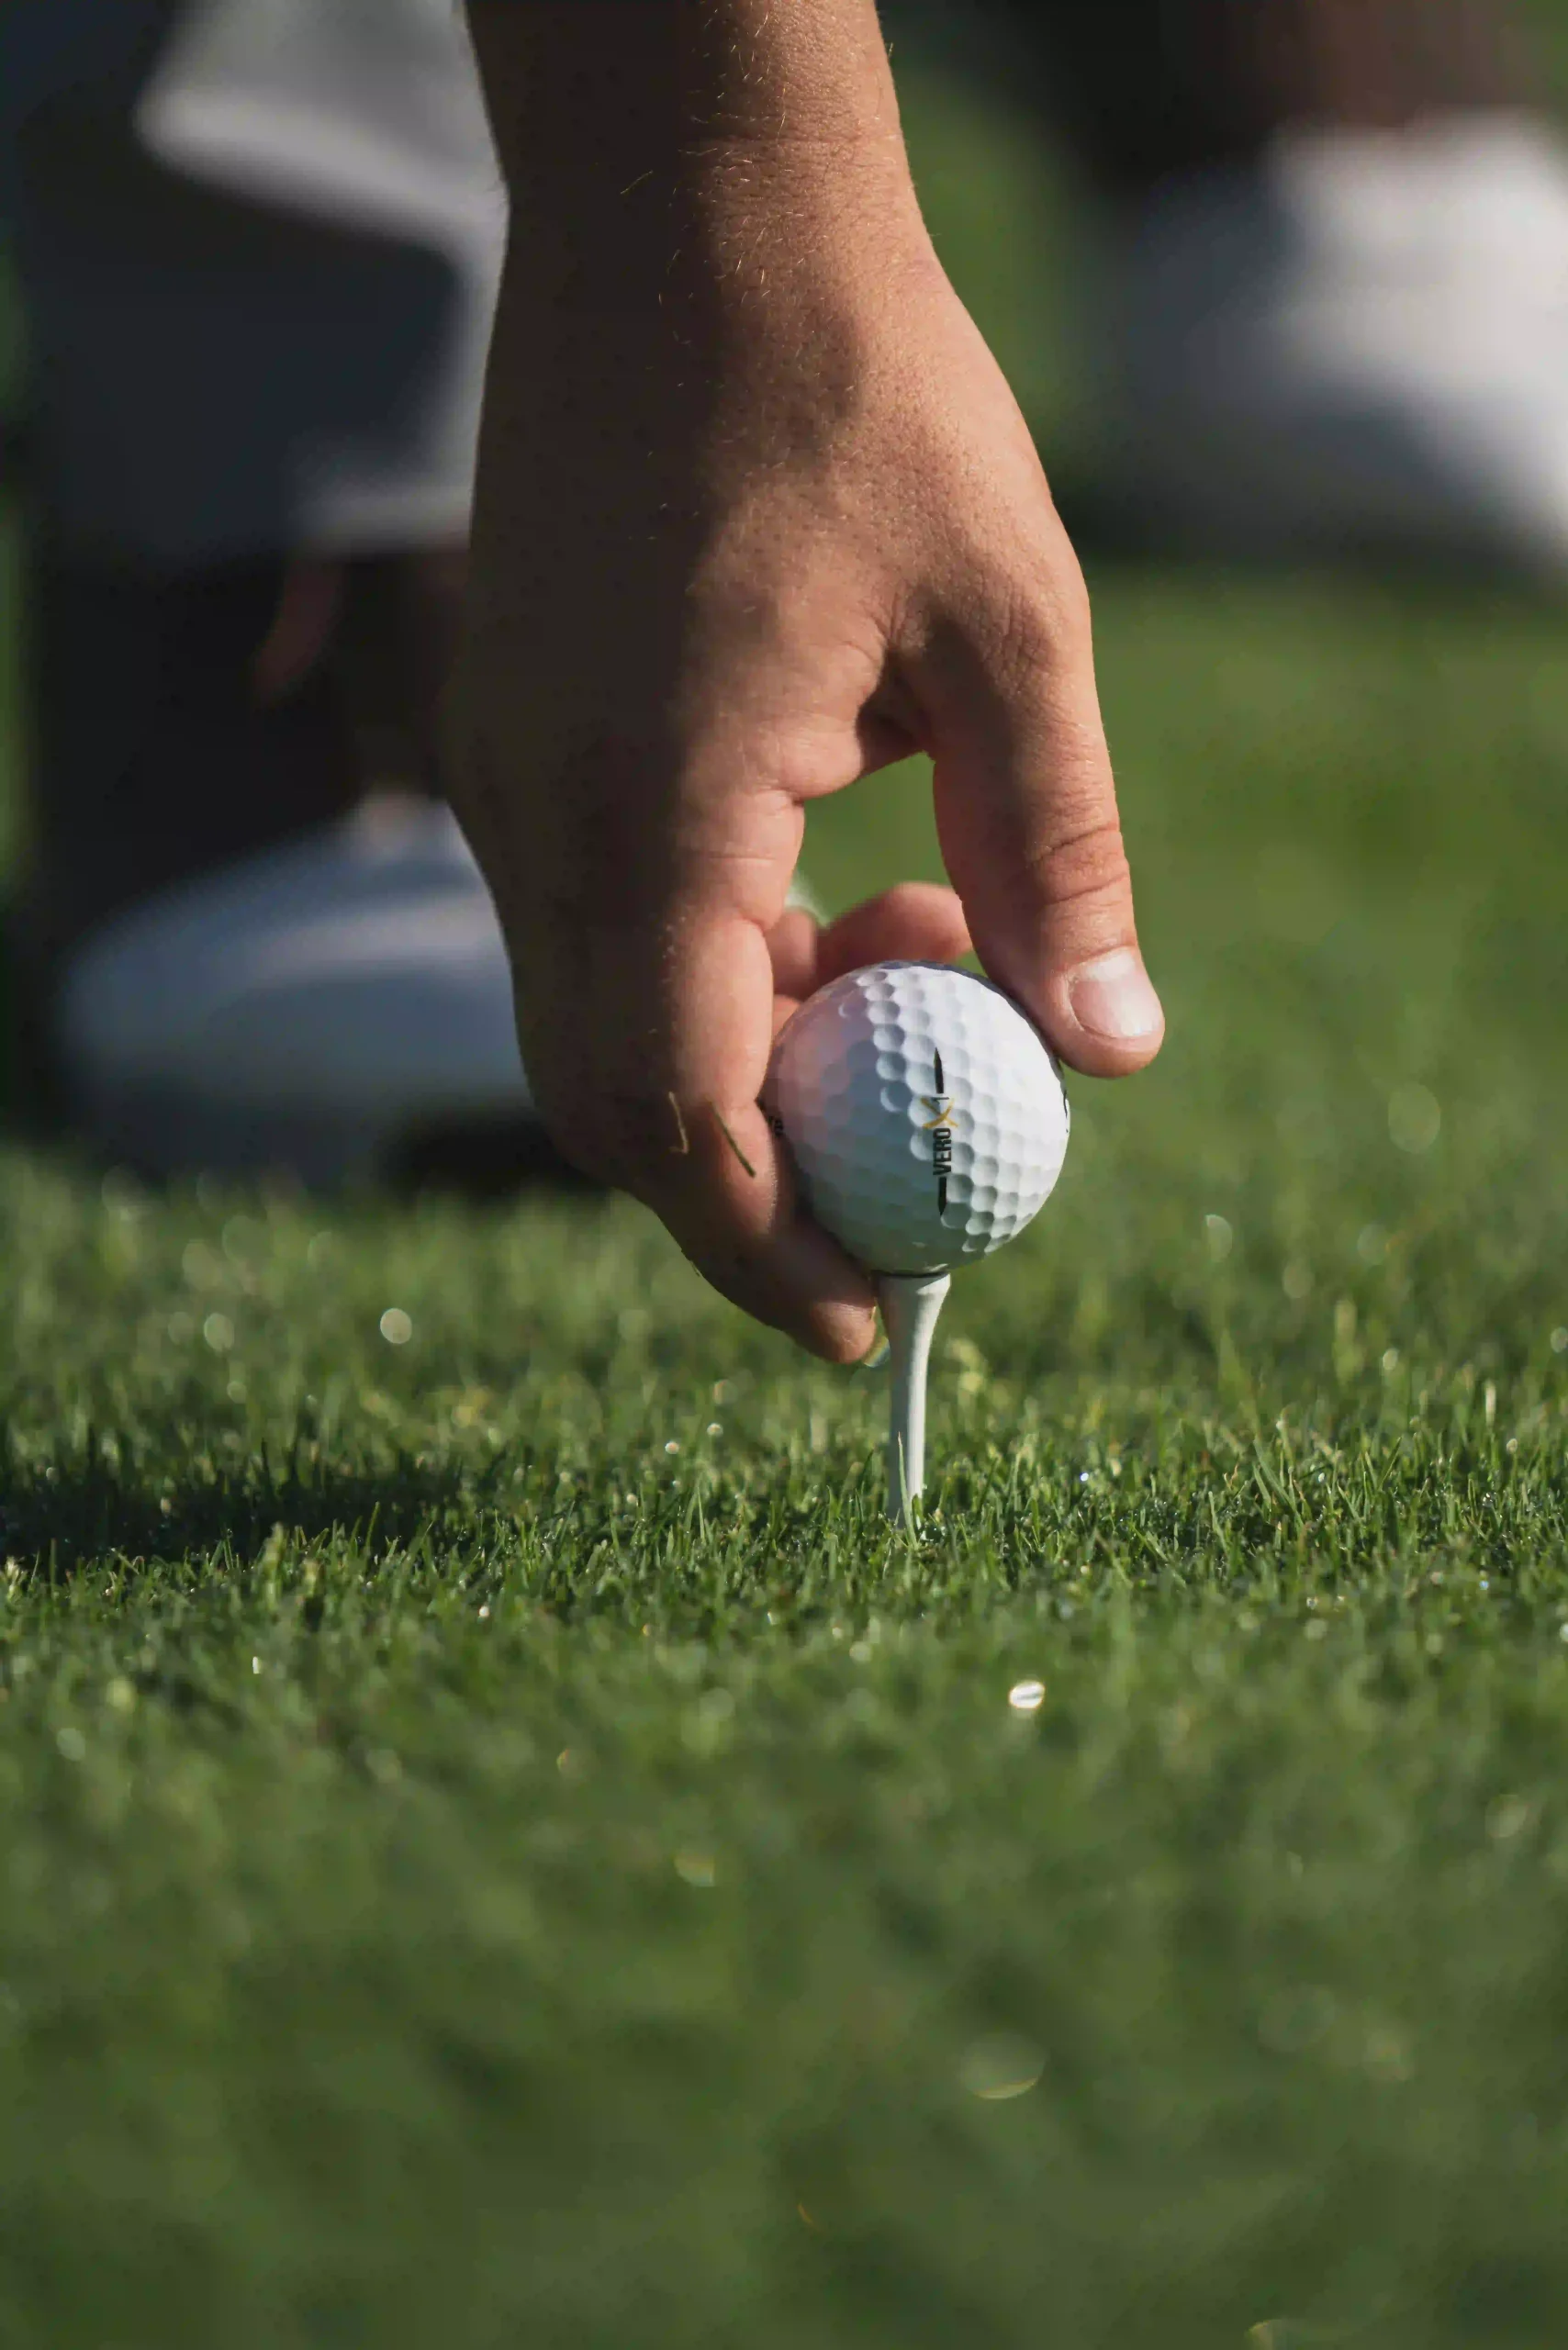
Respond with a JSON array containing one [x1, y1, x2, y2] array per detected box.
[[454, 2, 1163, 1362]]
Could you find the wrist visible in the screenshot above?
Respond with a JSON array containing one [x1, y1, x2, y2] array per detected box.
[[468, 0, 919, 274], [470, 0, 899, 149]]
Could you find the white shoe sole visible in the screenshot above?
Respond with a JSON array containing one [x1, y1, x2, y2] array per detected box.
[[58, 797, 533, 1183], [57, 796, 827, 1185]]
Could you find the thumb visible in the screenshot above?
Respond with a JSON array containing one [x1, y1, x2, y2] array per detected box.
[[919, 565, 1164, 1077]]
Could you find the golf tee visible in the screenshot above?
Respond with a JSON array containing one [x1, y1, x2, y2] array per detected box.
[[879, 1271, 951, 1528]]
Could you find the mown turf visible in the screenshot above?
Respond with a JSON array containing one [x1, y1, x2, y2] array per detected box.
[[3, 555, 1568, 2348], [6, 57, 1568, 2350]]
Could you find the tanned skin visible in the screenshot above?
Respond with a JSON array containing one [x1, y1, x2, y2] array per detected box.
[[453, 2, 1162, 1361]]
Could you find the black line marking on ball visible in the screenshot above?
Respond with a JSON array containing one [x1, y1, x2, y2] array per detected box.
[[930, 1049, 954, 1215]]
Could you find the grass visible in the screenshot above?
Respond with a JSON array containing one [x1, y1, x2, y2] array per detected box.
[[3, 567, 1567, 2350], [5, 56, 1568, 2350]]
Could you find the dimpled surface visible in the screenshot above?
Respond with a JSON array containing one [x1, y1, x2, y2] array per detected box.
[[767, 962, 1070, 1275]]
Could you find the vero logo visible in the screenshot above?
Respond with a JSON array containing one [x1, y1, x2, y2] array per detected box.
[[920, 1049, 955, 1215]]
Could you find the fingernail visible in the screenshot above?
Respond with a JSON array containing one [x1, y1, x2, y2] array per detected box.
[[1067, 950, 1163, 1043]]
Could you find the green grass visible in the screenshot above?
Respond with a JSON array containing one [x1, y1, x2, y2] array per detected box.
[[6, 60, 1568, 2350], [3, 567, 1568, 2348]]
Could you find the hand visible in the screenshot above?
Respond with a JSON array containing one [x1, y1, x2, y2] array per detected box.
[[453, 3, 1163, 1362]]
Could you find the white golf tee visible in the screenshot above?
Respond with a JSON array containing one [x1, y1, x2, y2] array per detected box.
[[879, 1272, 951, 1528]]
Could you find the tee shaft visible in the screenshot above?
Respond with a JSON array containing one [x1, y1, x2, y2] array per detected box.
[[879, 1271, 951, 1528]]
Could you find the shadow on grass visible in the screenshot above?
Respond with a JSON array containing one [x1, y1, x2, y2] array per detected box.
[[0, 1435, 500, 1580]]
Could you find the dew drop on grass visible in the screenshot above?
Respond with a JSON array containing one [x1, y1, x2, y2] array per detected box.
[[1488, 1794, 1535, 1843], [958, 2032, 1044, 2100], [1008, 1679, 1046, 1714], [1362, 2019, 1416, 2086], [1388, 1083, 1440, 1154], [183, 1239, 220, 1289], [379, 1308, 412, 1346]]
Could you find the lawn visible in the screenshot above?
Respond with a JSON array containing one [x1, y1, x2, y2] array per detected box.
[[4, 52, 1568, 2350]]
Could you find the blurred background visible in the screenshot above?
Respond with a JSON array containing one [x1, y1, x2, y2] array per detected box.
[[3, 0, 1568, 1203]]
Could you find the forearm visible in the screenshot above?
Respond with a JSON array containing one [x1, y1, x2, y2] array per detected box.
[[466, 0, 916, 297], [462, 0, 939, 724], [468, 0, 902, 163]]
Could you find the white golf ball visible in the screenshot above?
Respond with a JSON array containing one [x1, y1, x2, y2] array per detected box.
[[766, 961, 1070, 1274]]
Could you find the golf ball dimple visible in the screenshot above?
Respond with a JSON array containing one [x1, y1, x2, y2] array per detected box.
[[765, 961, 1070, 1274]]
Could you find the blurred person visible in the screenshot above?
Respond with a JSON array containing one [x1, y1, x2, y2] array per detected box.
[[5, 0, 532, 1186], [0, 0, 1556, 1346], [982, 0, 1568, 561]]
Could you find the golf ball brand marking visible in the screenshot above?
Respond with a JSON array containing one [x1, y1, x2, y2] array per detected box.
[[766, 961, 1070, 1274], [924, 1050, 953, 1216]]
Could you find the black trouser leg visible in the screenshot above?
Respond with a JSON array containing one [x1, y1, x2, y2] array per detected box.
[[989, 0, 1525, 195], [22, 549, 359, 968]]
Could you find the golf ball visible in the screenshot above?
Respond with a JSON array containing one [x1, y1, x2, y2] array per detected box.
[[766, 961, 1070, 1274]]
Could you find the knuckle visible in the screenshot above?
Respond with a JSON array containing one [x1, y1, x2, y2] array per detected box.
[[972, 543, 1092, 690], [1021, 816, 1132, 911], [528, 1081, 673, 1195], [986, 584, 1061, 693]]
